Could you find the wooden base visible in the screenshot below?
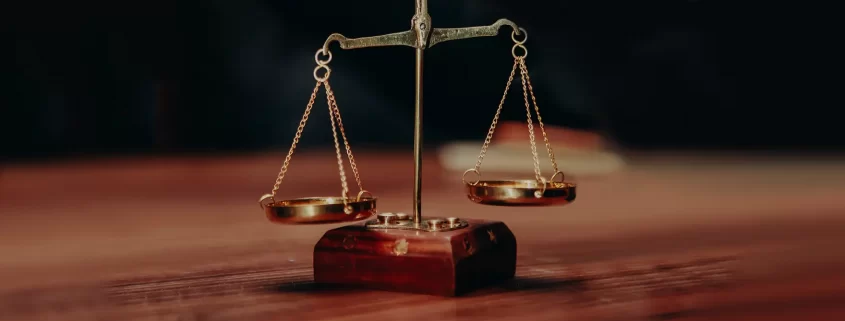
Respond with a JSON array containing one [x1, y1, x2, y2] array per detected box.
[[313, 219, 516, 296]]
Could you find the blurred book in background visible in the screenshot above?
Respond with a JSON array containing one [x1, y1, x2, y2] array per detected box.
[[438, 122, 625, 178]]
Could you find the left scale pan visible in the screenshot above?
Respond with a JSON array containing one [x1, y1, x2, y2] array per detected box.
[[260, 193, 377, 224], [258, 48, 378, 225]]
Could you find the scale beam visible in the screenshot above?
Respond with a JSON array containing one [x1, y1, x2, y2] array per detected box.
[[321, 31, 416, 51], [321, 19, 522, 51], [428, 19, 520, 48]]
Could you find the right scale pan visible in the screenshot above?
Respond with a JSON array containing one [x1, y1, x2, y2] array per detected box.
[[465, 178, 576, 206], [462, 32, 576, 207]]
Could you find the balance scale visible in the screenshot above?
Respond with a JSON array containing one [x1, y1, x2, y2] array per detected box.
[[258, 0, 577, 296]]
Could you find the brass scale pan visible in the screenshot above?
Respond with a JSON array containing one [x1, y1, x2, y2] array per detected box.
[[260, 192, 377, 225], [463, 170, 577, 206]]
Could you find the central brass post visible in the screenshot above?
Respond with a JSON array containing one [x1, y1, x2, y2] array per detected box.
[[411, 0, 432, 226], [413, 47, 424, 226]]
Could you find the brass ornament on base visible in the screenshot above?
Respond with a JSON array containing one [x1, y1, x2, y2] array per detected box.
[[258, 0, 576, 296]]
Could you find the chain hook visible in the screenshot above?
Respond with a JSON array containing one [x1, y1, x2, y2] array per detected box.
[[314, 48, 333, 82], [534, 177, 547, 199], [511, 27, 528, 59], [258, 194, 275, 210], [511, 27, 528, 45], [462, 168, 481, 186]]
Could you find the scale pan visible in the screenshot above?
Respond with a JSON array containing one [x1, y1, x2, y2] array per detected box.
[[465, 180, 576, 206], [263, 196, 377, 224]]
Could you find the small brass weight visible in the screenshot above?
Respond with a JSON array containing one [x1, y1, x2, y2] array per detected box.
[[258, 0, 576, 296]]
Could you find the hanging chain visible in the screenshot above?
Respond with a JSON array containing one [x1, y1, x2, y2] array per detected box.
[[325, 82, 364, 192], [473, 59, 519, 172], [270, 82, 321, 198], [463, 28, 559, 186], [325, 83, 351, 202], [518, 57, 543, 183], [519, 59, 560, 174], [265, 48, 365, 209]]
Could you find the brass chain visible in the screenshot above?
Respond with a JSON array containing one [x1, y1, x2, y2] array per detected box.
[[268, 48, 364, 205], [473, 59, 519, 172], [518, 57, 543, 183], [466, 29, 561, 186], [519, 58, 560, 174], [270, 82, 321, 198], [325, 83, 351, 202], [325, 82, 364, 193]]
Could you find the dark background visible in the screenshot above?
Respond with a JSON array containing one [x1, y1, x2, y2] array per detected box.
[[2, 0, 839, 162]]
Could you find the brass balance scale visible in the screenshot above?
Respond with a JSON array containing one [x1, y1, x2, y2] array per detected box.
[[258, 0, 576, 296]]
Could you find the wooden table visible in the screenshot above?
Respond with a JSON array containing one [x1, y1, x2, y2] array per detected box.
[[1, 150, 844, 320]]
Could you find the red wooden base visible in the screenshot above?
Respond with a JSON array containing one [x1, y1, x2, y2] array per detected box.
[[313, 219, 516, 296]]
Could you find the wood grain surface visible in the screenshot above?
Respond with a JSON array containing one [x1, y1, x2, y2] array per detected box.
[[1, 150, 844, 320]]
